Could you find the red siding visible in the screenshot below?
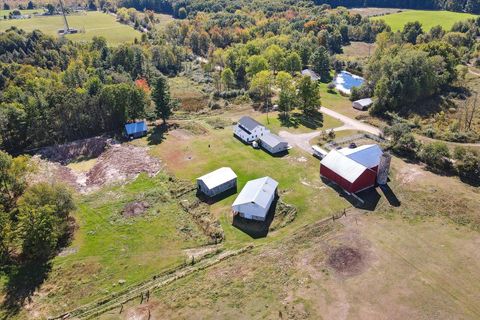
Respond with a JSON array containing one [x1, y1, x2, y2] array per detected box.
[[320, 164, 376, 193]]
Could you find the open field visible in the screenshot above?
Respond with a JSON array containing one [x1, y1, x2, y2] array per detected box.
[[0, 11, 141, 45], [349, 7, 406, 17], [103, 212, 480, 319], [1, 173, 211, 319], [372, 10, 478, 31], [154, 13, 176, 31]]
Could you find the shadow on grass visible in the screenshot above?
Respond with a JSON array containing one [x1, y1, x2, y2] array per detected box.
[[197, 187, 238, 205], [1, 260, 52, 318], [320, 177, 381, 211], [147, 124, 168, 145], [379, 184, 401, 207], [279, 110, 324, 130], [232, 196, 278, 239]]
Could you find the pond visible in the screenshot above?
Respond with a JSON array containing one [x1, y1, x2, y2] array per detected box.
[[335, 71, 365, 95]]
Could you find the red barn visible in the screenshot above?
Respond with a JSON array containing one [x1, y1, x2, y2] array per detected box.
[[320, 145, 383, 194]]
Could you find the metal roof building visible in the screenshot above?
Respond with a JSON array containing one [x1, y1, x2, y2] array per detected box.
[[124, 121, 148, 139], [320, 145, 383, 194], [353, 98, 373, 111], [260, 133, 288, 154], [197, 167, 237, 197], [232, 176, 278, 221], [301, 69, 320, 81], [338, 144, 383, 169]]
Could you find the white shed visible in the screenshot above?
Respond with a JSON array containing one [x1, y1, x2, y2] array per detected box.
[[260, 133, 288, 154], [352, 98, 373, 111], [197, 167, 237, 197], [232, 177, 278, 221]]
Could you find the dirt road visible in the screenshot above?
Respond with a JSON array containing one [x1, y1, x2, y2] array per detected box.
[[280, 106, 382, 153]]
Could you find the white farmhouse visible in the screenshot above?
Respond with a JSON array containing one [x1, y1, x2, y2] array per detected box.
[[232, 176, 278, 221], [233, 116, 270, 143], [197, 167, 237, 197]]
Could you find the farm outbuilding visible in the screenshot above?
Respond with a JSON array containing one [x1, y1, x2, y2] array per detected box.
[[124, 121, 148, 139], [320, 144, 384, 194], [197, 167, 237, 197], [260, 133, 288, 154], [352, 98, 373, 111], [232, 176, 278, 221], [301, 69, 320, 81]]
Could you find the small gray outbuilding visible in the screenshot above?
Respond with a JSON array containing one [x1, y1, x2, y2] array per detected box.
[[260, 133, 288, 154], [197, 167, 237, 197], [352, 98, 373, 111]]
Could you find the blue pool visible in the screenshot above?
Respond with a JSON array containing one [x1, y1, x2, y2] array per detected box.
[[335, 71, 365, 94]]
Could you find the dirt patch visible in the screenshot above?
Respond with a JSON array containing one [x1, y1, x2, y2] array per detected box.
[[398, 164, 427, 185], [85, 144, 162, 191], [37, 136, 109, 165], [122, 201, 150, 218], [31, 143, 162, 193], [327, 246, 363, 274]]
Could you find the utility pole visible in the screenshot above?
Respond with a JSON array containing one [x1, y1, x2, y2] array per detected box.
[[58, 0, 70, 34]]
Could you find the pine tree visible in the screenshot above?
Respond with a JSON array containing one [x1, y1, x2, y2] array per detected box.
[[152, 76, 171, 125]]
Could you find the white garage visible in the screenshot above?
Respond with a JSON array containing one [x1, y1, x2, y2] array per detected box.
[[260, 133, 289, 154], [232, 176, 278, 221], [197, 167, 237, 197]]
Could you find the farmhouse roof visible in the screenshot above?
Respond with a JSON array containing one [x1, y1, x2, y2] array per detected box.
[[338, 144, 383, 169], [354, 98, 373, 107], [197, 167, 237, 190], [125, 121, 147, 135], [260, 132, 287, 148], [321, 150, 368, 183], [238, 116, 263, 131], [232, 176, 278, 210], [301, 69, 320, 81]]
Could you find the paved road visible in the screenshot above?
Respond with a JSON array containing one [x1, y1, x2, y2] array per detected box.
[[280, 106, 382, 154]]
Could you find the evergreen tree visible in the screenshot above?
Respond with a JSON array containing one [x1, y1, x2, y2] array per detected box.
[[309, 47, 331, 82], [152, 76, 171, 125]]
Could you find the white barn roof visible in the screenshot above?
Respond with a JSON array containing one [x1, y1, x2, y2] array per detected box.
[[260, 133, 287, 148], [232, 176, 278, 209], [321, 150, 367, 183], [197, 167, 237, 189], [338, 144, 382, 169], [354, 98, 373, 107]]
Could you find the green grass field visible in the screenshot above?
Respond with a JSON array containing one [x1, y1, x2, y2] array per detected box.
[[0, 11, 141, 45], [1, 172, 210, 318], [0, 9, 40, 19], [372, 10, 478, 31]]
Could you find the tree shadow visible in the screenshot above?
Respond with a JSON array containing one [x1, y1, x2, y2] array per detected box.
[[279, 110, 324, 130], [147, 123, 169, 145], [232, 196, 278, 239], [1, 260, 52, 318]]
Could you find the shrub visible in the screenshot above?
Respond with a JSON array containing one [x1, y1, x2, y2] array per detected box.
[[420, 142, 452, 172]]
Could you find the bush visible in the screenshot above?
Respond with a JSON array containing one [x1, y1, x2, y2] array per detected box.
[[420, 142, 452, 172]]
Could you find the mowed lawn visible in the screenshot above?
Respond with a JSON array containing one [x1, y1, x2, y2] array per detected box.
[[372, 10, 478, 31], [147, 116, 351, 248], [0, 11, 141, 45]]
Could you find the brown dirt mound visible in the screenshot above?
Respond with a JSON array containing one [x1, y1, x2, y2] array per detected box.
[[327, 246, 363, 274], [122, 201, 150, 218]]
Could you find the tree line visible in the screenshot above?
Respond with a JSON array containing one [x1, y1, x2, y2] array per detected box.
[[0, 29, 175, 154]]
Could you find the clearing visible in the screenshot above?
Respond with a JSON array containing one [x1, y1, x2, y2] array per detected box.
[[0, 11, 141, 45], [371, 10, 478, 31]]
